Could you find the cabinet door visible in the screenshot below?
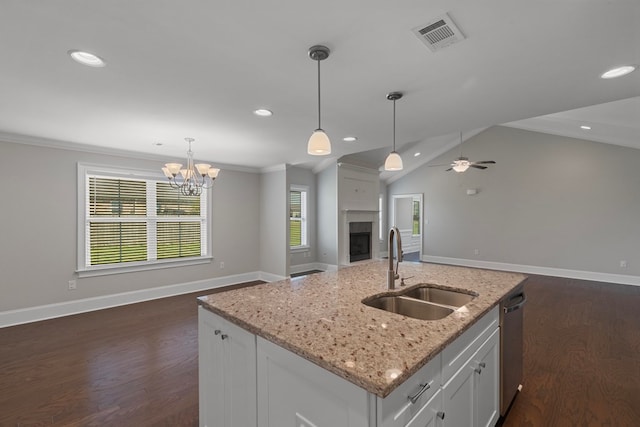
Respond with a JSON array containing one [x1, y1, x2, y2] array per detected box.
[[405, 389, 443, 427], [224, 318, 257, 427], [441, 364, 474, 427], [257, 337, 369, 427], [199, 307, 257, 427], [199, 308, 226, 427], [474, 329, 500, 427]]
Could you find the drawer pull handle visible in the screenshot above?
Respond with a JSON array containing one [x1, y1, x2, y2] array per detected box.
[[408, 382, 431, 404], [437, 411, 445, 420], [221, 334, 229, 340], [214, 330, 222, 335]]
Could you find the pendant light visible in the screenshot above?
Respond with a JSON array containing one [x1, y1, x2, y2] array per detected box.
[[307, 45, 331, 155], [384, 92, 403, 171]]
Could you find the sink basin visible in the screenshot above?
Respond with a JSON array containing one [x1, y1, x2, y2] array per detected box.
[[363, 296, 454, 320], [402, 286, 476, 308]]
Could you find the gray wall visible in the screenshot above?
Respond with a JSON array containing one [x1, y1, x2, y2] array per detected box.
[[0, 140, 261, 312], [287, 166, 317, 268], [317, 164, 338, 266], [394, 197, 413, 229], [388, 126, 640, 277], [259, 167, 287, 277]]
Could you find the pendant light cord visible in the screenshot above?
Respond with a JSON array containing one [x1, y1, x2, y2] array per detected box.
[[317, 58, 321, 130], [392, 99, 396, 151]]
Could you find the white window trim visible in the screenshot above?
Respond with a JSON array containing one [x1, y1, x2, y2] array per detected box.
[[290, 185, 309, 250], [76, 163, 213, 277]]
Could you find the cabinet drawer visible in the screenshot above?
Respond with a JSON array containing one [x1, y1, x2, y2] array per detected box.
[[405, 388, 442, 427], [378, 353, 441, 427], [441, 306, 499, 384]]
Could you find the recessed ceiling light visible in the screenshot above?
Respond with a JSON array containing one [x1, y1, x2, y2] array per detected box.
[[253, 109, 273, 117], [68, 50, 106, 67], [342, 136, 358, 142], [580, 125, 591, 130], [414, 152, 421, 157], [600, 65, 636, 79]]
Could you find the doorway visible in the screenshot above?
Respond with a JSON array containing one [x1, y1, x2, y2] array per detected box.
[[391, 194, 423, 262]]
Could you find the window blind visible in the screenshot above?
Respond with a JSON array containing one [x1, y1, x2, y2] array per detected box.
[[82, 171, 208, 270]]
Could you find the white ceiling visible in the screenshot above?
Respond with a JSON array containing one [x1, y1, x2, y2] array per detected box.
[[1, 1, 638, 174]]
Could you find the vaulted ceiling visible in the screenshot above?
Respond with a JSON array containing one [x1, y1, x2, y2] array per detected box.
[[1, 1, 638, 174]]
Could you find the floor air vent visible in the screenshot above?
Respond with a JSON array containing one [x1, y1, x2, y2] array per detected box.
[[412, 13, 465, 52]]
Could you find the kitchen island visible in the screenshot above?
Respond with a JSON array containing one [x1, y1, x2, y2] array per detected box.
[[197, 260, 527, 427]]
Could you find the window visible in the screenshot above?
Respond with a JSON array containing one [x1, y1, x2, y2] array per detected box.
[[412, 199, 420, 236], [77, 164, 210, 276], [379, 194, 384, 241], [290, 186, 308, 249]]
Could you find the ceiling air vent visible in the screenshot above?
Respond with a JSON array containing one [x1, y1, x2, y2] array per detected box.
[[412, 13, 465, 52]]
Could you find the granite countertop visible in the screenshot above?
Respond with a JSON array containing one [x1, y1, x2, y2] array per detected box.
[[197, 260, 527, 398]]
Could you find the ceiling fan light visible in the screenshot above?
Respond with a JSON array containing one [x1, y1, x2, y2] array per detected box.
[[384, 151, 403, 171], [452, 163, 469, 173], [308, 129, 331, 155]]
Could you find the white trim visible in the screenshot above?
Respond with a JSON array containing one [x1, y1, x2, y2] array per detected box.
[[260, 163, 288, 173], [289, 262, 329, 275], [421, 255, 640, 287], [0, 131, 259, 173], [0, 271, 285, 328], [317, 263, 339, 272], [258, 271, 288, 282]]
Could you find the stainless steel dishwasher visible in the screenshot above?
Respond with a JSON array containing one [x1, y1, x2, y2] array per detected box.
[[500, 282, 527, 416]]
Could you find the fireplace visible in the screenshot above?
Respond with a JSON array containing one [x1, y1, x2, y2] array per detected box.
[[349, 222, 372, 262]]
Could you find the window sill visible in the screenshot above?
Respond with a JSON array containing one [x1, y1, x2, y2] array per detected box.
[[290, 246, 310, 253], [76, 256, 213, 278]]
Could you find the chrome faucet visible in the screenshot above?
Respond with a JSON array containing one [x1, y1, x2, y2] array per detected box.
[[387, 227, 403, 289]]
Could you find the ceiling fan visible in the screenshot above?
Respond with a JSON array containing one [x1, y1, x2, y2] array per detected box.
[[432, 132, 496, 173], [445, 157, 496, 172]]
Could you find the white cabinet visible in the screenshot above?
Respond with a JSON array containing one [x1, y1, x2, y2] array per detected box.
[[256, 337, 370, 427], [377, 354, 441, 427], [474, 329, 500, 427], [442, 323, 500, 427], [198, 307, 257, 427], [199, 306, 501, 427], [442, 356, 475, 427], [405, 389, 444, 427]]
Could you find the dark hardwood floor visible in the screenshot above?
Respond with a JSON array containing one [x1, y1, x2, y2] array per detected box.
[[1, 275, 639, 426], [502, 275, 640, 426], [0, 282, 262, 427]]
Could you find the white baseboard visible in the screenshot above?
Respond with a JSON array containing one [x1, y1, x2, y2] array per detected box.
[[289, 262, 337, 275], [0, 272, 268, 328], [259, 271, 288, 282], [421, 255, 640, 287]]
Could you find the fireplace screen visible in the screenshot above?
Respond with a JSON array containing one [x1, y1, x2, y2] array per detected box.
[[349, 222, 372, 262]]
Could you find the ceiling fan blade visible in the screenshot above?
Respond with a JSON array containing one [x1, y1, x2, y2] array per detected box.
[[474, 160, 496, 164], [427, 163, 448, 167], [445, 167, 453, 171], [470, 164, 487, 169]]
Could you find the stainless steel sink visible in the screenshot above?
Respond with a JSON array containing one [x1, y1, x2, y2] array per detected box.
[[362, 295, 454, 320], [362, 285, 476, 320], [402, 286, 476, 308]]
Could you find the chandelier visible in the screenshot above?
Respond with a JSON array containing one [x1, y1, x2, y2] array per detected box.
[[161, 138, 220, 196]]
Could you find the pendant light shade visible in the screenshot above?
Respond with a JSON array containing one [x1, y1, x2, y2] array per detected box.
[[307, 45, 331, 156], [384, 92, 404, 171], [308, 129, 331, 155], [384, 151, 403, 171]]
